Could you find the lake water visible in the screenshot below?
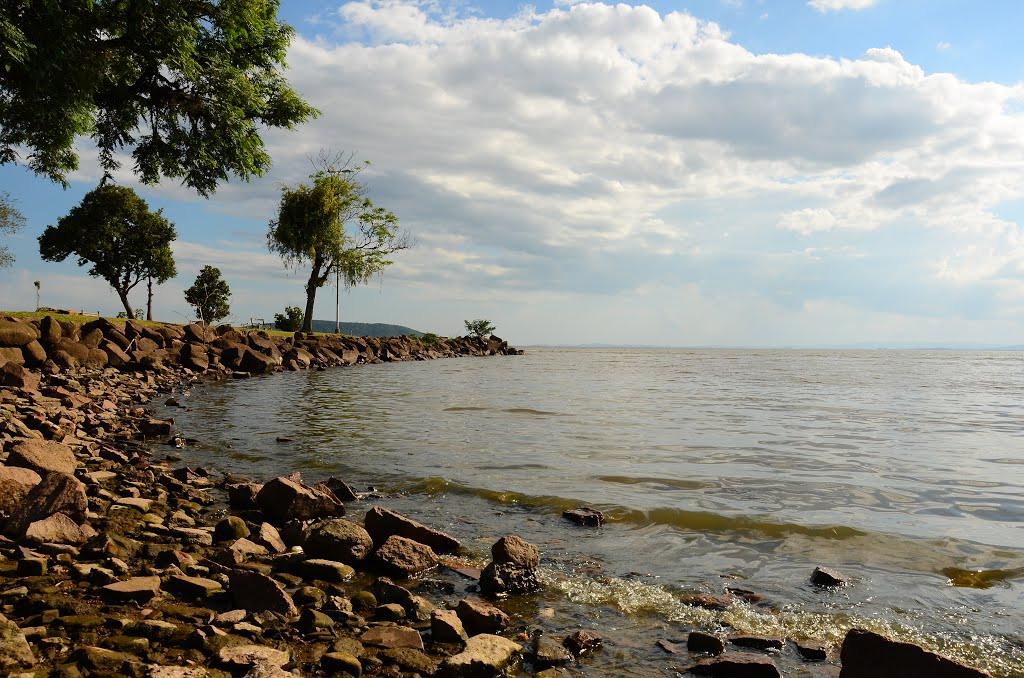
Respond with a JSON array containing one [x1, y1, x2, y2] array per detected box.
[[162, 348, 1024, 676]]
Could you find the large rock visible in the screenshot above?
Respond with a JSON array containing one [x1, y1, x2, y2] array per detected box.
[[456, 598, 510, 635], [7, 439, 78, 475], [364, 506, 462, 553], [0, 612, 35, 669], [256, 476, 345, 524], [440, 634, 522, 677], [361, 626, 424, 651], [431, 609, 468, 643], [375, 535, 438, 577], [0, 319, 37, 346], [0, 465, 42, 516], [228, 570, 298, 616], [0, 362, 40, 390], [216, 644, 289, 669], [6, 471, 88, 537], [490, 534, 538, 568], [24, 512, 93, 545], [686, 652, 781, 677], [0, 346, 24, 366], [102, 576, 162, 604], [183, 323, 217, 344], [479, 562, 539, 597], [305, 518, 374, 564], [839, 628, 990, 678]]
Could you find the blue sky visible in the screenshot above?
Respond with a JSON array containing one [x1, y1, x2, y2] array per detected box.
[[2, 0, 1024, 346]]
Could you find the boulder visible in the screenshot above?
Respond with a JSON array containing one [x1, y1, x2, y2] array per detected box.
[[256, 476, 344, 524], [562, 506, 605, 526], [491, 534, 538, 568], [183, 323, 217, 344], [23, 512, 93, 544], [839, 628, 989, 678], [228, 570, 298, 616], [305, 518, 374, 564], [479, 561, 539, 596], [0, 362, 40, 390], [180, 343, 210, 371], [440, 634, 522, 677], [375, 535, 439, 577], [0, 319, 37, 346], [214, 516, 250, 542], [364, 505, 462, 552], [38, 316, 62, 346], [0, 346, 24, 366], [361, 626, 424, 650], [431, 609, 468, 643], [6, 471, 88, 537], [686, 652, 781, 677], [0, 612, 35, 669], [811, 566, 849, 587], [6, 439, 78, 475], [456, 598, 510, 635], [0, 465, 42, 516], [216, 644, 289, 669], [300, 558, 355, 583], [254, 522, 287, 553], [688, 631, 725, 655], [21, 339, 47, 366]]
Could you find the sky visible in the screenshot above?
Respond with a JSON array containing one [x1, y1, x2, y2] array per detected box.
[[2, 0, 1024, 347]]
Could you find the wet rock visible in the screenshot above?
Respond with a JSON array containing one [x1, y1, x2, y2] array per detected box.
[[6, 471, 88, 537], [102, 576, 162, 604], [216, 644, 289, 669], [256, 476, 344, 524], [810, 566, 849, 587], [534, 634, 573, 668], [839, 628, 989, 678], [657, 639, 683, 654], [491, 534, 538, 568], [0, 465, 42, 516], [300, 558, 355, 582], [794, 639, 830, 661], [361, 625, 424, 650], [563, 630, 603, 657], [364, 506, 462, 553], [0, 612, 35, 669], [305, 518, 374, 564], [688, 631, 725, 655], [6, 438, 78, 475], [432, 608, 469, 643], [321, 651, 362, 676], [441, 634, 522, 677], [686, 652, 781, 677], [456, 598, 510, 635], [562, 507, 605, 526], [323, 476, 359, 502], [479, 561, 539, 596], [228, 570, 298, 616], [214, 516, 250, 542], [731, 636, 785, 653], [375, 534, 439, 577]]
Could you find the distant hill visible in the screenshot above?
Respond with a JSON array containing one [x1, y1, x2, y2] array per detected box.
[[309, 320, 423, 337]]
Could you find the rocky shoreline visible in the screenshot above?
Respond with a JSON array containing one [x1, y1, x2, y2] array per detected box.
[[0, 315, 997, 677]]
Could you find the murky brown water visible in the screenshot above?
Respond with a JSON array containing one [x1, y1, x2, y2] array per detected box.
[[164, 348, 1024, 675]]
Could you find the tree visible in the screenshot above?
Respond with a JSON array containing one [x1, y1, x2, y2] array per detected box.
[[274, 306, 303, 332], [38, 184, 176, 319], [267, 156, 411, 333], [464, 319, 496, 338], [185, 266, 232, 323], [0, 191, 26, 268], [0, 0, 319, 196]]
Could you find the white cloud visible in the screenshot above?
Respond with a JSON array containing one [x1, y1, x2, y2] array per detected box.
[[937, 41, 952, 51], [807, 0, 879, 13]]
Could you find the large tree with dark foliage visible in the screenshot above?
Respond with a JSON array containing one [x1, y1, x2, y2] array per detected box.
[[267, 157, 411, 334], [39, 184, 176, 319], [0, 0, 318, 196]]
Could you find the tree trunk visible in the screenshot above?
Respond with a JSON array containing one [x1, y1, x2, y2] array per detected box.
[[117, 288, 135, 319], [302, 265, 320, 334], [146, 276, 153, 321]]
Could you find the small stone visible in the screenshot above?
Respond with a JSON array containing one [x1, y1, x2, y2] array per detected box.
[[16, 558, 47, 577], [321, 651, 362, 676], [70, 646, 138, 672], [116, 497, 154, 512], [0, 612, 36, 669], [657, 639, 683, 654], [431, 609, 468, 643], [731, 636, 785, 653], [563, 629, 603, 657], [375, 603, 406, 621], [299, 608, 335, 633], [688, 631, 725, 655], [300, 558, 355, 582], [214, 516, 250, 542], [810, 566, 849, 587], [228, 570, 298, 616], [441, 634, 522, 677], [794, 639, 830, 661], [171, 527, 214, 546], [456, 598, 510, 635], [255, 522, 287, 553], [380, 647, 438, 674], [305, 518, 374, 564], [562, 506, 605, 526], [101, 576, 162, 604], [534, 634, 573, 668], [479, 561, 538, 596], [166, 575, 223, 600], [215, 610, 248, 625]]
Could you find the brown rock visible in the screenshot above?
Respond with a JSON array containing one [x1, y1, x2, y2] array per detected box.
[[228, 569, 298, 616], [562, 506, 605, 526], [322, 477, 359, 502], [839, 628, 990, 678], [810, 566, 849, 587], [361, 626, 424, 650], [256, 476, 345, 524], [7, 439, 78, 475], [0, 465, 41, 516], [375, 535, 438, 577], [431, 609, 468, 643], [216, 644, 289, 669], [166, 575, 223, 600], [255, 522, 287, 553], [687, 652, 781, 677], [456, 598, 510, 635], [479, 561, 539, 596], [441, 634, 522, 677], [6, 471, 88, 537], [23, 512, 92, 545], [364, 505, 462, 553], [0, 346, 24, 366], [534, 635, 573, 668], [491, 534, 539, 568], [688, 631, 725, 655], [0, 362, 40, 390], [0, 612, 36, 669], [305, 518, 373, 564], [0, 319, 38, 346], [183, 323, 217, 344], [21, 340, 46, 366], [102, 576, 162, 604]]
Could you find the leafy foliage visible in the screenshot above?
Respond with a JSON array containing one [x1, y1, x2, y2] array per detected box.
[[267, 154, 411, 333], [0, 191, 26, 268], [420, 332, 440, 346], [0, 0, 319, 196], [464, 319, 496, 338], [274, 306, 303, 332], [185, 265, 232, 323], [38, 184, 176, 319]]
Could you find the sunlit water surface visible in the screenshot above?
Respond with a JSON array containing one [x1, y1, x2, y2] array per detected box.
[[162, 348, 1024, 676]]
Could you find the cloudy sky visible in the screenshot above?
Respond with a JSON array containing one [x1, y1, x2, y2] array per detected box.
[[2, 0, 1024, 346]]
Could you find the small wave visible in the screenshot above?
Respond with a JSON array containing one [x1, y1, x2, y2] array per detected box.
[[443, 406, 491, 412], [597, 475, 709, 491], [502, 408, 564, 416]]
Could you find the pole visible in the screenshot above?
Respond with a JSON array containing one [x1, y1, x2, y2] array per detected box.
[[335, 266, 340, 334]]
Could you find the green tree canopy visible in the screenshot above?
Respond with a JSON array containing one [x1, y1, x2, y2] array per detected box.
[[0, 0, 319, 196], [267, 157, 411, 333], [0, 191, 25, 268], [39, 183, 177, 319], [185, 265, 232, 323], [274, 305, 303, 332], [464, 319, 496, 338]]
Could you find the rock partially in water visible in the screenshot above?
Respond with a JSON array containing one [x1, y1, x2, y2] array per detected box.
[[839, 628, 990, 678], [534, 634, 573, 668], [810, 566, 849, 587], [255, 476, 344, 524], [688, 631, 725, 655], [431, 609, 468, 643], [375, 535, 439, 577], [562, 506, 605, 527], [364, 505, 462, 553], [491, 534, 539, 568], [685, 652, 782, 677], [441, 634, 522, 677], [562, 629, 603, 657]]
